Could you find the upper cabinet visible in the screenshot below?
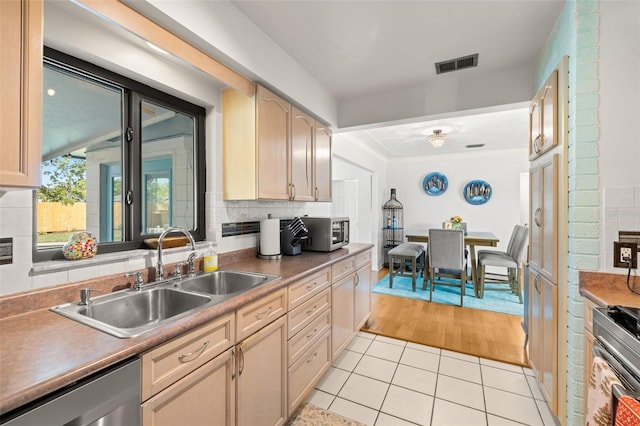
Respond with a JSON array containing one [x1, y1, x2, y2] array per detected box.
[[529, 70, 558, 160], [222, 85, 332, 201], [0, 0, 42, 189], [314, 123, 332, 202]]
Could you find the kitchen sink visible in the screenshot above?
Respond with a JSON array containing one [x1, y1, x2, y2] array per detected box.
[[50, 270, 280, 338], [51, 286, 215, 338], [175, 270, 280, 296]]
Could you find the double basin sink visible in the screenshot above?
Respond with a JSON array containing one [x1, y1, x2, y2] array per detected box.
[[50, 270, 280, 338]]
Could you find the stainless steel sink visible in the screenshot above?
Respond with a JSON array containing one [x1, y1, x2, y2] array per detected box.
[[175, 270, 280, 296], [50, 270, 280, 338], [51, 287, 215, 338]]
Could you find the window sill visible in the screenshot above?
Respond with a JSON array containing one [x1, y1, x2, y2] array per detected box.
[[31, 243, 208, 275]]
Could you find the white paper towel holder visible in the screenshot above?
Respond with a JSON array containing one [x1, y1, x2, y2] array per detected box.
[[258, 214, 282, 260]]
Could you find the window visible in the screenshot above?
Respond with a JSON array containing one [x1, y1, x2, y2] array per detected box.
[[36, 48, 205, 261]]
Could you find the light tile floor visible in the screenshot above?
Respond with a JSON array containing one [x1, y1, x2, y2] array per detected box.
[[308, 332, 557, 426]]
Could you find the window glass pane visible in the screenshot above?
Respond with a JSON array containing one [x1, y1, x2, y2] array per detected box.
[[140, 100, 195, 235], [38, 62, 123, 249]]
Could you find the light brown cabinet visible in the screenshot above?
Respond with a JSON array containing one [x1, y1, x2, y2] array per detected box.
[[529, 154, 559, 283], [141, 313, 235, 425], [236, 316, 288, 426], [290, 107, 315, 201], [314, 123, 332, 201], [142, 348, 236, 426], [529, 70, 558, 160], [0, 0, 42, 188], [286, 267, 332, 414], [583, 298, 597, 408], [331, 249, 372, 360], [222, 85, 331, 201], [528, 267, 558, 414]]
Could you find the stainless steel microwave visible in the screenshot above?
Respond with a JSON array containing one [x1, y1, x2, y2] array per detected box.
[[301, 217, 350, 252]]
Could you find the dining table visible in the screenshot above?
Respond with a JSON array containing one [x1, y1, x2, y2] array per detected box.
[[405, 230, 500, 298]]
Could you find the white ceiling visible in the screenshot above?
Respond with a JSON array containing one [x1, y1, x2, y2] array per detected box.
[[230, 0, 565, 157]]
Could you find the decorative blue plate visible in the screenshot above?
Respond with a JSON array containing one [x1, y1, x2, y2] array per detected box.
[[464, 180, 492, 205], [423, 172, 448, 196]]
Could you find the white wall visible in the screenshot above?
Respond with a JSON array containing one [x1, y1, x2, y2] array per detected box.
[[386, 148, 529, 255], [599, 0, 640, 272]]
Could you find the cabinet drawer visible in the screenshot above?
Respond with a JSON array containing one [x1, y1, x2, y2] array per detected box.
[[141, 312, 235, 401], [288, 267, 330, 309], [332, 257, 355, 283], [288, 307, 331, 365], [288, 288, 331, 338], [355, 250, 372, 269], [236, 288, 287, 341], [288, 330, 331, 414]]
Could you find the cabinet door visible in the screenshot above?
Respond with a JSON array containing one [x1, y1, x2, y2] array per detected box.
[[0, 0, 42, 188], [237, 316, 287, 426], [256, 85, 290, 200], [354, 263, 371, 332], [529, 70, 558, 159], [539, 70, 558, 155], [541, 155, 558, 282], [314, 123, 332, 201], [142, 348, 235, 426], [528, 268, 542, 375], [529, 154, 558, 282], [528, 92, 541, 160], [290, 107, 315, 201], [540, 274, 557, 414], [332, 273, 355, 360]]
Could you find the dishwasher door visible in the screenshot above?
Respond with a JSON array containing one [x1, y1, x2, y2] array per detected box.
[[1, 357, 140, 426]]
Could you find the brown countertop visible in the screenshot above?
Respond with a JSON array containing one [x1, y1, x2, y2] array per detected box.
[[579, 270, 640, 308], [0, 244, 373, 415]]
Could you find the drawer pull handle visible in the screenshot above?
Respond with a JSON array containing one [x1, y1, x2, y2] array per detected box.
[[255, 306, 273, 320], [306, 352, 318, 364], [306, 328, 318, 340], [306, 282, 318, 290], [179, 340, 209, 363], [306, 305, 318, 315]]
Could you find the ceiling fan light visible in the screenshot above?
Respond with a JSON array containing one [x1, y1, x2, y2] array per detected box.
[[428, 129, 447, 147]]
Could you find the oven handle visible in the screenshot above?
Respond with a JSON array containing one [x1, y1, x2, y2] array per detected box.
[[593, 336, 640, 391]]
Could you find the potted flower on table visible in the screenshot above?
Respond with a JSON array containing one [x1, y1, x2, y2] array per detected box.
[[450, 216, 463, 230]]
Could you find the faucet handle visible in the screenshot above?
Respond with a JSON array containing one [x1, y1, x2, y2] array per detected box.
[[173, 262, 186, 279], [187, 252, 198, 276], [79, 288, 102, 306], [125, 271, 145, 290]]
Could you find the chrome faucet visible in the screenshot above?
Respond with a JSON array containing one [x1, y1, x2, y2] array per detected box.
[[156, 226, 197, 281]]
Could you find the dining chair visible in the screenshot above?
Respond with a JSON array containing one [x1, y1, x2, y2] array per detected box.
[[425, 228, 467, 306], [476, 225, 529, 302]]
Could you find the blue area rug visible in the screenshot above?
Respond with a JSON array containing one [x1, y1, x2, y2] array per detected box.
[[372, 274, 523, 316]]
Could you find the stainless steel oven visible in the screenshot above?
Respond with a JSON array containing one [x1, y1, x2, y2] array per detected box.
[[592, 306, 640, 414]]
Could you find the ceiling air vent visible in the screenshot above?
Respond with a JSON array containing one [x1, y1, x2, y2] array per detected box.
[[435, 54, 479, 75]]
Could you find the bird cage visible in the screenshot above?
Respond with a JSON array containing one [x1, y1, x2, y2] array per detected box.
[[382, 188, 403, 267]]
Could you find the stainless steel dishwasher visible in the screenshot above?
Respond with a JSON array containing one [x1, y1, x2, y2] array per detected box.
[[1, 357, 140, 426]]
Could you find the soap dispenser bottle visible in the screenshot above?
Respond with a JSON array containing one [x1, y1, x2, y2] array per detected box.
[[203, 243, 218, 272]]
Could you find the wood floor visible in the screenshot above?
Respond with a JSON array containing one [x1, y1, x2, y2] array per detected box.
[[361, 269, 529, 366]]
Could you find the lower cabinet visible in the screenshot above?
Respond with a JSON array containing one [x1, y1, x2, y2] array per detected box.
[[140, 249, 372, 424], [140, 313, 236, 425], [354, 262, 372, 331], [141, 348, 236, 426], [332, 249, 372, 361], [583, 298, 598, 408], [236, 316, 287, 426], [332, 272, 355, 360], [528, 267, 558, 414]]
